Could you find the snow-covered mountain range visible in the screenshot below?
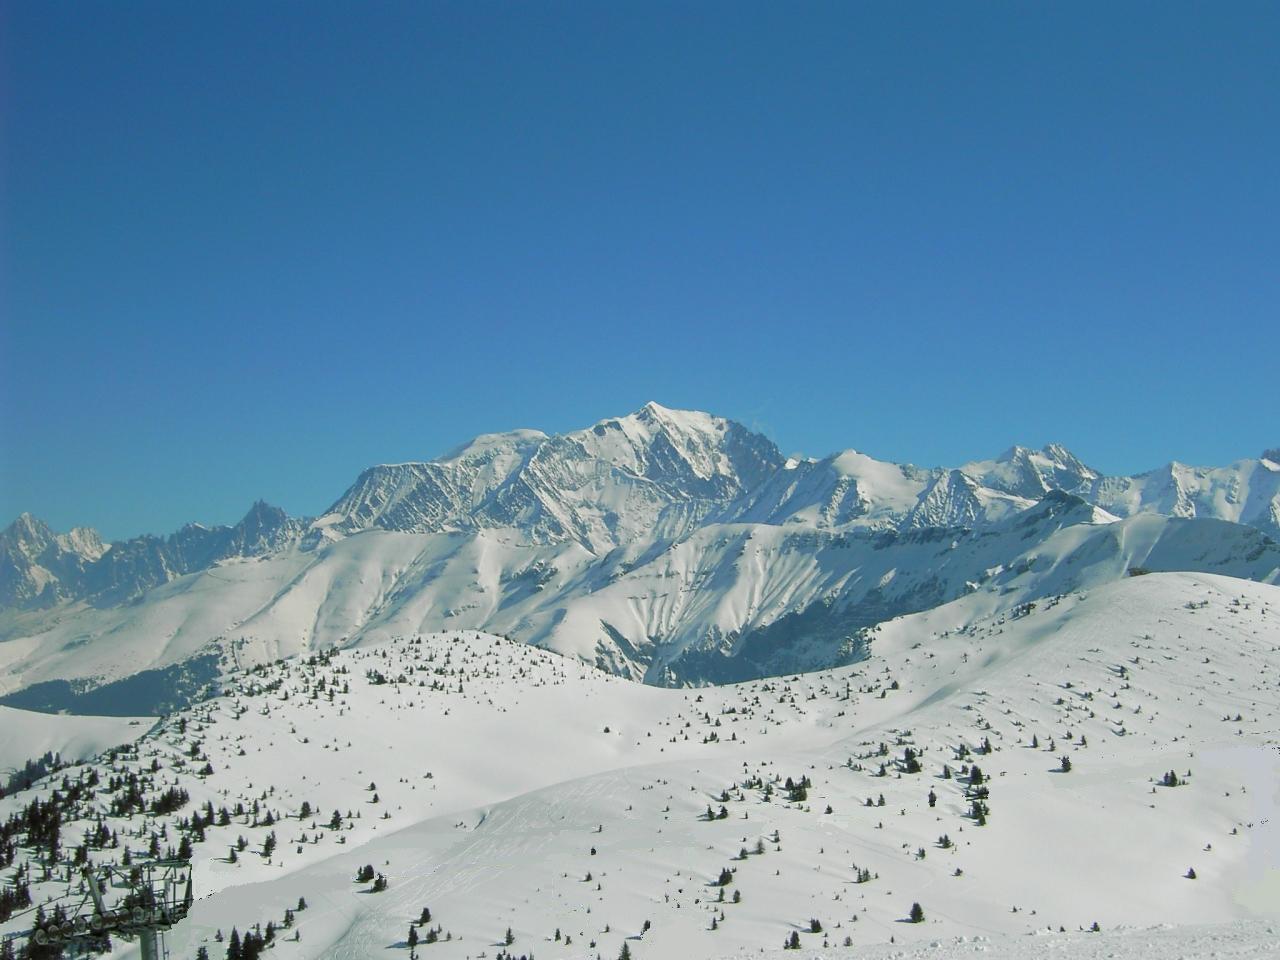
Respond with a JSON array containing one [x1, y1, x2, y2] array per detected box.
[[2, 404, 1278, 709]]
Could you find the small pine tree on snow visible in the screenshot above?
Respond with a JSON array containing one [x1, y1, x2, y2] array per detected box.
[[1060, 756, 1072, 773], [809, 918, 822, 933], [909, 902, 925, 923]]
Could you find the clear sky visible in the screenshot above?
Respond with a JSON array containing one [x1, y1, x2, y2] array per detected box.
[[2, 2, 1277, 541]]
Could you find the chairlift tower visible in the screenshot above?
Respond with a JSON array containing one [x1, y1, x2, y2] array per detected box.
[[23, 859, 192, 960]]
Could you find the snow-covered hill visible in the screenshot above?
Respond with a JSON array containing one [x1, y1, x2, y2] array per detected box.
[[2, 572, 1277, 960], [2, 405, 1278, 707], [0, 707, 151, 775]]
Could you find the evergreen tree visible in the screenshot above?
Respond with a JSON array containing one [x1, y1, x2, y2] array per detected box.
[[909, 902, 925, 923]]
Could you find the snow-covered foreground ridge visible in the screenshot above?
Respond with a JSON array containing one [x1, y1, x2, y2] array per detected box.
[[715, 920, 1280, 960], [3, 403, 1279, 705], [1, 572, 1277, 960]]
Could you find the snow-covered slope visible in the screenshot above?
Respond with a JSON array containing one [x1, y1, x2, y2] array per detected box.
[[2, 572, 1277, 959], [0, 706, 151, 773]]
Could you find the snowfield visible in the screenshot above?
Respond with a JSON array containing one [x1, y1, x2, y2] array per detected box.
[[0, 706, 152, 772], [713, 920, 1280, 959], [2, 570, 1278, 959]]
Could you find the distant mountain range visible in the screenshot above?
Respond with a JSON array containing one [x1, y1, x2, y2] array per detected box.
[[2, 402, 1278, 709]]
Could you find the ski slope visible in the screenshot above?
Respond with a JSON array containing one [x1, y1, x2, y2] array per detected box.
[[2, 570, 1278, 959]]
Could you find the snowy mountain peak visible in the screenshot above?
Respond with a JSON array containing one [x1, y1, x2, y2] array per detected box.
[[2, 512, 106, 562], [440, 428, 549, 463], [4, 511, 54, 547], [317, 405, 785, 550], [1040, 441, 1098, 478], [56, 527, 108, 563], [0, 513, 110, 608]]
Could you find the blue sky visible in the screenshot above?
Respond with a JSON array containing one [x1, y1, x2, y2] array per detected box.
[[2, 2, 1277, 541]]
